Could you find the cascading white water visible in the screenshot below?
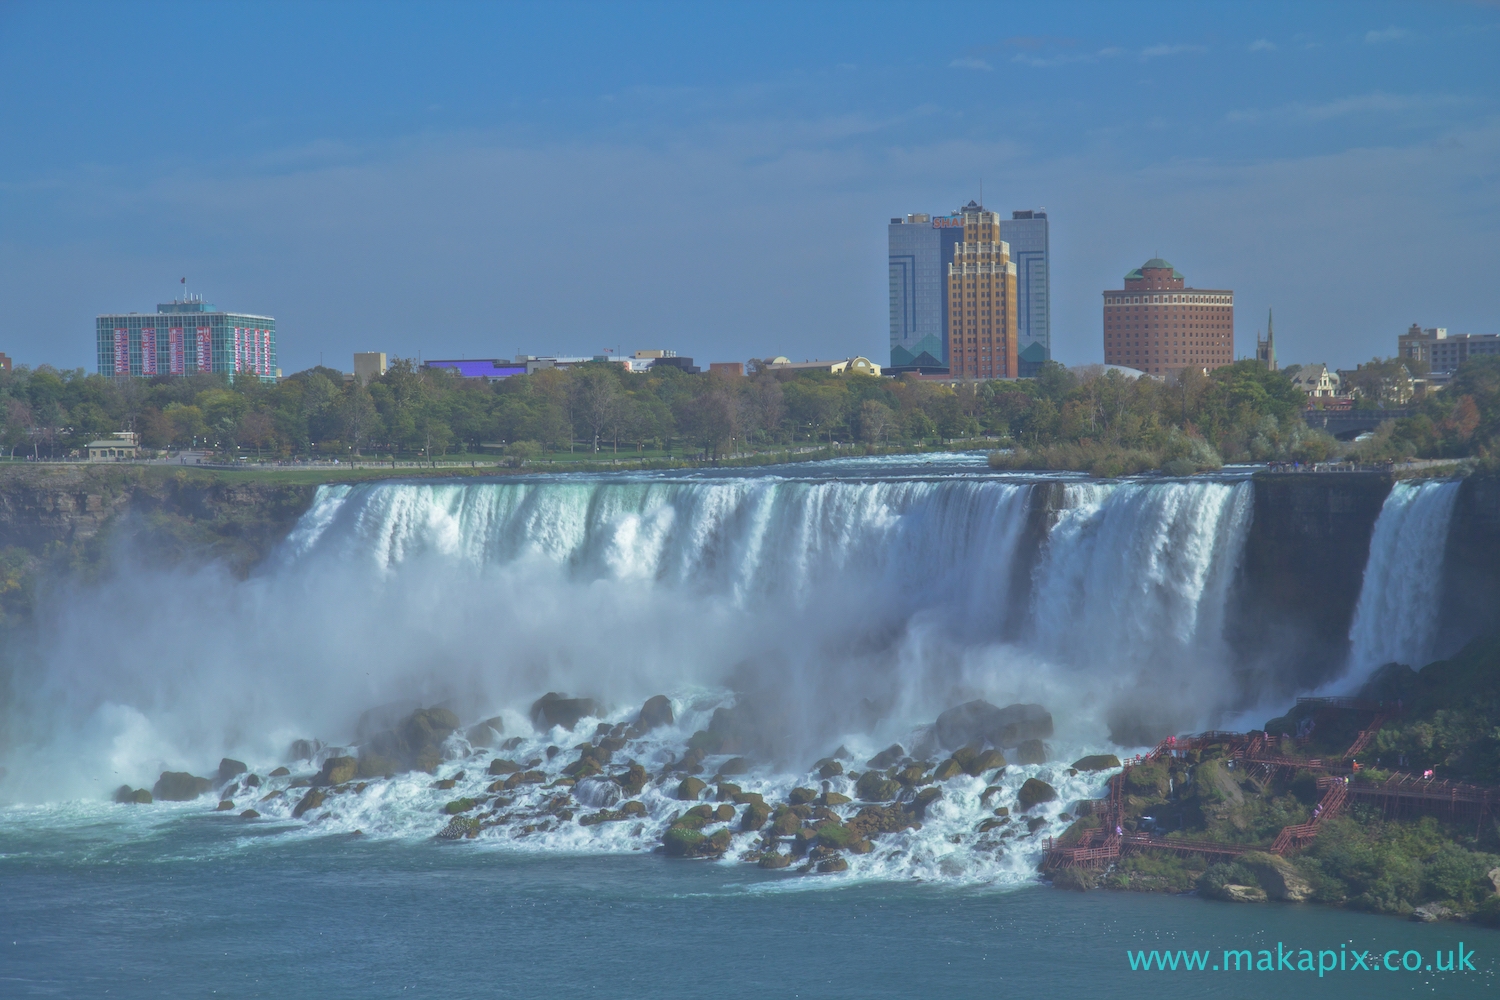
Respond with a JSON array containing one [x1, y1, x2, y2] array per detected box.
[[1344, 479, 1462, 682], [5, 467, 1270, 788], [1027, 479, 1254, 740], [0, 462, 1277, 884]]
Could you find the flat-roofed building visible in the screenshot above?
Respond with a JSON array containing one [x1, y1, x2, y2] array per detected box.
[[946, 201, 1018, 380], [1399, 324, 1500, 373], [354, 352, 387, 384], [888, 211, 964, 373], [999, 210, 1050, 377], [86, 431, 140, 461], [97, 297, 277, 381], [1101, 259, 1234, 377]]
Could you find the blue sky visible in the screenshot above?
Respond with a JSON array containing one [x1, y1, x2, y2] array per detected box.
[[1, 1, 1496, 374]]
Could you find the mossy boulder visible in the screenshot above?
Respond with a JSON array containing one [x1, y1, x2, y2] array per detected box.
[[487, 757, 521, 776], [113, 785, 153, 804], [1072, 754, 1122, 772], [815, 759, 843, 780], [935, 700, 1053, 750], [912, 787, 942, 818], [1013, 740, 1048, 765], [239, 809, 259, 819], [820, 791, 851, 807], [741, 801, 771, 830], [788, 787, 818, 805], [316, 756, 358, 786], [714, 803, 735, 822], [292, 788, 326, 818], [152, 772, 212, 801], [717, 757, 750, 776], [677, 776, 707, 800], [932, 758, 964, 781], [855, 771, 900, 801], [663, 825, 729, 858], [769, 809, 801, 836], [503, 770, 547, 790], [1017, 778, 1058, 811], [816, 856, 849, 873], [815, 821, 852, 849], [965, 749, 1007, 776], [444, 797, 478, 815], [895, 764, 929, 787], [637, 694, 674, 730], [613, 764, 648, 796], [218, 758, 248, 783], [865, 744, 905, 769], [530, 693, 599, 732], [758, 852, 792, 869], [358, 706, 459, 776], [269, 766, 291, 778], [1052, 868, 1096, 891], [464, 717, 506, 748], [216, 799, 235, 811]]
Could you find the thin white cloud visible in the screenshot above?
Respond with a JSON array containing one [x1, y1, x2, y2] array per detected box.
[[1226, 91, 1464, 124], [1140, 43, 1207, 61], [1010, 51, 1093, 68], [948, 57, 992, 71], [1364, 27, 1410, 43], [1248, 39, 1276, 52]]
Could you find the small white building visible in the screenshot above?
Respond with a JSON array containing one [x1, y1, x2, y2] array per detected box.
[[1290, 364, 1341, 398], [765, 356, 883, 376]]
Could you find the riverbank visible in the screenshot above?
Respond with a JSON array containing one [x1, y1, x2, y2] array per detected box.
[[1047, 632, 1500, 926]]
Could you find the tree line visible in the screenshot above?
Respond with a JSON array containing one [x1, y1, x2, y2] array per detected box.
[[0, 355, 1494, 467]]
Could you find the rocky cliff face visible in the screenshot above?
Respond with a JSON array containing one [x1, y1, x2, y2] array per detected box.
[[1224, 472, 1393, 698], [1440, 474, 1500, 655], [0, 466, 318, 625]]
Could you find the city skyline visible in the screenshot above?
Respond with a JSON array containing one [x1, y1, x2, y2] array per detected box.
[[1, 2, 1495, 375]]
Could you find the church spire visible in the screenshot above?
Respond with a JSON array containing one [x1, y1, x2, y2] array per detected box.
[[1256, 308, 1278, 370]]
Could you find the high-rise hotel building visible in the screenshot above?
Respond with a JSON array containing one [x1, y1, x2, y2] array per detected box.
[[947, 201, 1018, 380], [999, 210, 1050, 377], [889, 212, 965, 371], [1101, 258, 1233, 377], [97, 298, 278, 381]]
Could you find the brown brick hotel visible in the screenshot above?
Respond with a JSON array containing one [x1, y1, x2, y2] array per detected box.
[[1102, 258, 1234, 377]]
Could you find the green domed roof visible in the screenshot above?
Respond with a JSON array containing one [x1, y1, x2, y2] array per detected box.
[[1125, 257, 1185, 281]]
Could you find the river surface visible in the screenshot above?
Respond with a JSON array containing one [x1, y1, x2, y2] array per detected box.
[[0, 822, 1493, 998]]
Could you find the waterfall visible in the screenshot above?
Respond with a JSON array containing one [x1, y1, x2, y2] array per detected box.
[[4, 463, 1263, 802], [1028, 480, 1253, 740], [1344, 479, 1462, 681]]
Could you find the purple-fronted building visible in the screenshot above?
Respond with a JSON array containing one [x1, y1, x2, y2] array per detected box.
[[424, 359, 528, 380]]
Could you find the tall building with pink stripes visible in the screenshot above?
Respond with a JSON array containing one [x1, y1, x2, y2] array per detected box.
[[96, 296, 278, 381]]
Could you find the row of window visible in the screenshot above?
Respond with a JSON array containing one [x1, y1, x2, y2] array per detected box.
[[1104, 294, 1230, 305]]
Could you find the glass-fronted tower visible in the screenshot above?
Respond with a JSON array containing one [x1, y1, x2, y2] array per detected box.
[[97, 298, 278, 381], [999, 210, 1050, 377], [888, 212, 965, 372]]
